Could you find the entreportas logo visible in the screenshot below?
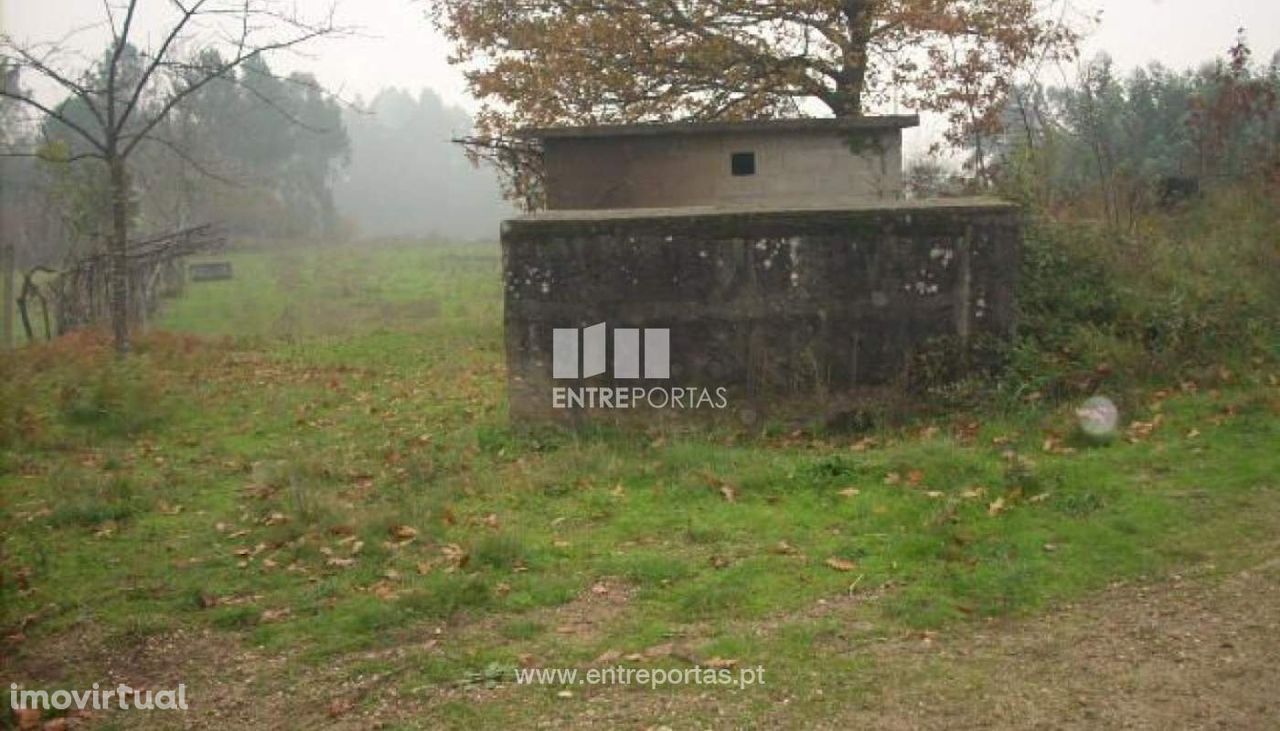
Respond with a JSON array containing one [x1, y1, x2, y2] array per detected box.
[[553, 324, 669, 380], [551, 323, 727, 410]]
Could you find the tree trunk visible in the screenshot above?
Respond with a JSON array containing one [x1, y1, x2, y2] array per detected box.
[[1, 212, 12, 350], [830, 0, 875, 117], [108, 155, 130, 355], [1, 239, 12, 349]]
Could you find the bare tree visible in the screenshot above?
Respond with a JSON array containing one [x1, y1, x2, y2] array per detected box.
[[1, 61, 19, 349], [0, 0, 346, 354]]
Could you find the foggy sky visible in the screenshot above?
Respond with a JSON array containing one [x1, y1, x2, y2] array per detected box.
[[5, 1, 1280, 213], [8, 1, 1279, 112]]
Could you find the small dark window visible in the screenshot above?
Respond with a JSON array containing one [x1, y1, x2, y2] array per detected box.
[[731, 152, 756, 176]]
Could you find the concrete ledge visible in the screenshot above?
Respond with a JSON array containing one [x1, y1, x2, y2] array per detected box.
[[513, 197, 1015, 221], [517, 115, 921, 140], [504, 198, 1018, 240]]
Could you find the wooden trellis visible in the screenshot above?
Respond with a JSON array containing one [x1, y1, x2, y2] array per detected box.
[[17, 224, 225, 341]]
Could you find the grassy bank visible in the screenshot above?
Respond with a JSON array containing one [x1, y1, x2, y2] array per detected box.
[[1, 201, 1277, 727]]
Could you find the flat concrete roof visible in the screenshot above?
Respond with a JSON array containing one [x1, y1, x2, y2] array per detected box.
[[517, 115, 921, 140], [510, 197, 1016, 224]]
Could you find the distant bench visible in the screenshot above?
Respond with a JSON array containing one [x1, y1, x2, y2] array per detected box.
[[189, 261, 233, 282]]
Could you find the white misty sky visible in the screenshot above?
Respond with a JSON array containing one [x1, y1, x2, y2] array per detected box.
[[4, 0, 1280, 155]]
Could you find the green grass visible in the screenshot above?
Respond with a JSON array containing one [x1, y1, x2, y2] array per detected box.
[[1, 237, 1277, 727]]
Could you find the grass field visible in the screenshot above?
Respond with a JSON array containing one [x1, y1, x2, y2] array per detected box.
[[2, 238, 1278, 728]]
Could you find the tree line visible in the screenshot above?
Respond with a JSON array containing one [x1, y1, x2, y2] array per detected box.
[[986, 35, 1280, 227]]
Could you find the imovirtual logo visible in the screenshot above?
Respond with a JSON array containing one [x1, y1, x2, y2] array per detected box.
[[550, 323, 726, 410]]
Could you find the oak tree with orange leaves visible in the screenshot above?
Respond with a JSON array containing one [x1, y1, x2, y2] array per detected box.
[[430, 0, 1080, 206]]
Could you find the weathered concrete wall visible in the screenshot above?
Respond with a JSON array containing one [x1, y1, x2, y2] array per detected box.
[[543, 129, 903, 210], [503, 199, 1021, 423]]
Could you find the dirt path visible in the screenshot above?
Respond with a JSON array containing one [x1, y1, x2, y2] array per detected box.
[[823, 554, 1280, 730], [529, 552, 1280, 730], [8, 552, 1279, 729]]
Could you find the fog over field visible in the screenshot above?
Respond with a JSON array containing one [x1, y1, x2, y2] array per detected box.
[[333, 88, 514, 241]]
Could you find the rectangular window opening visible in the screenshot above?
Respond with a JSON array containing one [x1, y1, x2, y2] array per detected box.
[[731, 151, 756, 177]]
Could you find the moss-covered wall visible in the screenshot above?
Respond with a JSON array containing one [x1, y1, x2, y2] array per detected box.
[[502, 200, 1021, 423]]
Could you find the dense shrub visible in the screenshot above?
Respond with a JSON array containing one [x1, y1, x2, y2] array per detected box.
[[57, 358, 166, 437], [1004, 185, 1279, 401], [0, 331, 174, 456]]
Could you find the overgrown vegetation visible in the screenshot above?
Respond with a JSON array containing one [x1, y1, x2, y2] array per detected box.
[[1008, 185, 1279, 399], [1, 33, 1278, 731], [0, 223, 1276, 726]]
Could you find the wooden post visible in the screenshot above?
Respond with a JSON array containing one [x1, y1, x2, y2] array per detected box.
[[1, 236, 12, 349], [0, 165, 12, 349], [1, 20, 15, 349]]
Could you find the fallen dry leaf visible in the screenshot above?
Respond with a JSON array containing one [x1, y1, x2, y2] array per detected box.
[[594, 649, 623, 664], [771, 540, 799, 555], [988, 497, 1007, 516], [825, 557, 858, 572], [704, 656, 739, 669], [389, 524, 418, 542], [14, 708, 41, 731], [701, 471, 738, 502], [643, 642, 674, 658], [327, 698, 354, 719], [839, 487, 861, 498], [260, 608, 292, 623], [440, 543, 469, 570], [1042, 436, 1078, 455]]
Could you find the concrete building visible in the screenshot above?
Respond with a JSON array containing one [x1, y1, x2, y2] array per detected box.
[[519, 116, 919, 210], [501, 115, 1021, 425]]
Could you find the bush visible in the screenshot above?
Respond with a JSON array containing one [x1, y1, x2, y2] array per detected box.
[[1003, 188, 1279, 401], [46, 469, 154, 529], [471, 533, 530, 571], [0, 366, 43, 450], [58, 358, 167, 437]]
